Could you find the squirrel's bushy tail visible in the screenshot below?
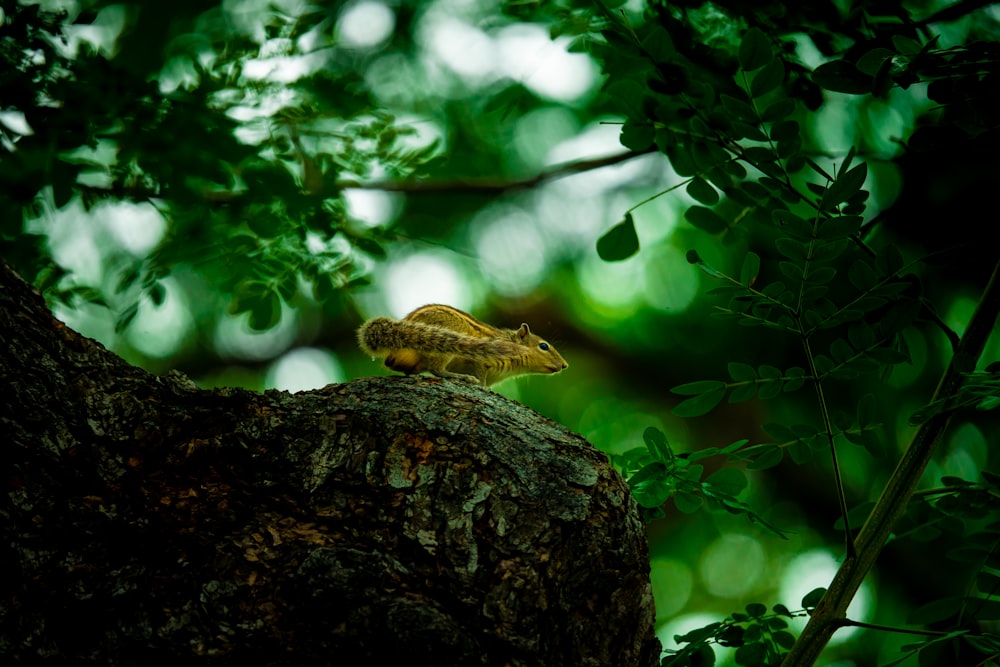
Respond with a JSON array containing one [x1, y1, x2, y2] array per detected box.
[[358, 317, 521, 358]]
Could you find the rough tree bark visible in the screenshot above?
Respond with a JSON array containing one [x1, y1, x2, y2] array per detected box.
[[0, 261, 661, 666]]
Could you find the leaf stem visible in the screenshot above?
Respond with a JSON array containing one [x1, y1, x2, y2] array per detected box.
[[832, 618, 955, 637], [801, 335, 855, 558]]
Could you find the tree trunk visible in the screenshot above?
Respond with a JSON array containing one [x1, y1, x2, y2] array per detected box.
[[0, 261, 661, 666]]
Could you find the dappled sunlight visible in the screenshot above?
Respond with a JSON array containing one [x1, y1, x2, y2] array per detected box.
[[471, 204, 548, 296], [336, 0, 395, 49], [512, 106, 580, 172], [381, 250, 473, 317], [343, 188, 404, 227], [266, 346, 345, 391], [650, 558, 694, 620], [577, 253, 645, 310], [418, 15, 497, 83], [214, 306, 300, 360], [496, 23, 599, 102], [124, 278, 193, 359], [103, 202, 168, 257], [938, 422, 988, 481], [642, 243, 699, 313], [699, 534, 766, 598], [576, 397, 669, 455], [779, 550, 873, 645]]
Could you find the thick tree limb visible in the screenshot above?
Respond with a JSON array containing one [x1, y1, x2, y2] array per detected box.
[[0, 261, 660, 666]]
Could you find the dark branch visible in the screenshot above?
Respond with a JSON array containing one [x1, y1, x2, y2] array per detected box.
[[77, 149, 657, 204]]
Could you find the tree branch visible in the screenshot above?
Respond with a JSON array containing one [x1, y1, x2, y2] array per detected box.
[[341, 148, 657, 194], [0, 259, 661, 666], [77, 149, 656, 203], [782, 257, 1000, 666]]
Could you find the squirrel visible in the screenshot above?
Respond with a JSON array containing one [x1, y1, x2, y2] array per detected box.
[[357, 304, 568, 387]]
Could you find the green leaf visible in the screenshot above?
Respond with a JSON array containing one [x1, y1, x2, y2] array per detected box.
[[740, 181, 769, 201], [747, 445, 783, 470], [751, 58, 785, 97], [773, 210, 812, 239], [743, 146, 778, 165], [641, 25, 675, 63], [685, 206, 728, 233], [688, 447, 720, 462], [802, 587, 826, 610], [687, 177, 720, 205], [739, 28, 772, 71], [673, 384, 727, 417], [248, 288, 282, 330], [977, 571, 1000, 594], [770, 120, 799, 142], [821, 162, 868, 209], [627, 461, 666, 487], [812, 60, 871, 94], [673, 380, 727, 396], [776, 238, 808, 261], [818, 215, 863, 239], [856, 48, 895, 76], [115, 302, 139, 333], [908, 596, 964, 625], [721, 439, 750, 454], [729, 381, 756, 403], [631, 474, 674, 508], [664, 139, 698, 176], [721, 94, 758, 121], [149, 281, 166, 306], [848, 260, 879, 291], [761, 98, 796, 122], [606, 79, 645, 115], [597, 214, 639, 261], [643, 426, 673, 463], [740, 252, 760, 287], [728, 362, 757, 382], [620, 121, 655, 151], [772, 603, 792, 617], [706, 468, 748, 496], [966, 598, 1000, 621], [892, 35, 922, 56], [806, 267, 837, 284], [783, 366, 807, 391], [757, 377, 783, 400], [692, 141, 730, 169], [734, 642, 766, 666], [674, 491, 704, 513]]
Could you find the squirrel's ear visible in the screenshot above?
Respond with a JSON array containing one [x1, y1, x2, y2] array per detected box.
[[518, 323, 531, 339]]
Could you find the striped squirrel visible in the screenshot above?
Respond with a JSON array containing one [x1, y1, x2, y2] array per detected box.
[[357, 304, 568, 387]]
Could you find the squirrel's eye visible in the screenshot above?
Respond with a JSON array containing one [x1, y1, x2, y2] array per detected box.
[[539, 342, 550, 351]]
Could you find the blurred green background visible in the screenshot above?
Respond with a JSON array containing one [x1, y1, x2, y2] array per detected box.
[[5, 0, 1000, 664]]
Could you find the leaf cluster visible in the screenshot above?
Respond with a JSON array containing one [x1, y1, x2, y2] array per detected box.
[[662, 597, 819, 667], [1, 2, 437, 333], [911, 365, 1000, 425], [582, 6, 1000, 663], [612, 427, 785, 538]]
